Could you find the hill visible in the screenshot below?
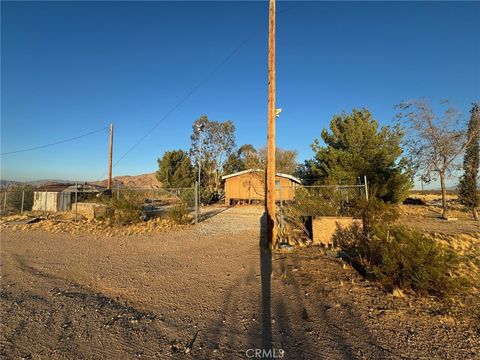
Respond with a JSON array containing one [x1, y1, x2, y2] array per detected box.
[[0, 179, 73, 189], [96, 173, 160, 189]]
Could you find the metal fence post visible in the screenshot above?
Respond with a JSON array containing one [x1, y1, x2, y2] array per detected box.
[[194, 181, 199, 224], [21, 189, 25, 214], [75, 182, 78, 222], [364, 175, 369, 202], [279, 185, 283, 209], [44, 189, 48, 216], [117, 182, 120, 200]]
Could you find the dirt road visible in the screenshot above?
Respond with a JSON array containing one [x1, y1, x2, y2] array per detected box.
[[1, 207, 478, 359]]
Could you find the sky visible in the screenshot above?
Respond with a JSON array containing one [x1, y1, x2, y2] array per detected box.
[[1, 1, 479, 187]]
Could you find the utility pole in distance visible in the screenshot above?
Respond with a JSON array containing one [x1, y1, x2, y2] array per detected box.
[[266, 0, 276, 248], [107, 123, 114, 190]]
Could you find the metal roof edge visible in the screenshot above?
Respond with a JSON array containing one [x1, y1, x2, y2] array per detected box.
[[221, 169, 302, 184]]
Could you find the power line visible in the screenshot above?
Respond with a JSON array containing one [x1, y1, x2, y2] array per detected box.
[[96, 3, 300, 181], [96, 26, 264, 181], [1, 126, 109, 156]]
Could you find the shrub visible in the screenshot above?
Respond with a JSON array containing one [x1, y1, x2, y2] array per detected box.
[[276, 205, 312, 245], [334, 199, 466, 297], [106, 195, 143, 224], [351, 197, 399, 236], [4, 185, 34, 212], [180, 188, 196, 207], [167, 203, 191, 224], [200, 188, 220, 205], [291, 187, 344, 216]]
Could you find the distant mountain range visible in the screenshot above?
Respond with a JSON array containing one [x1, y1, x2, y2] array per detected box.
[[93, 173, 160, 189], [0, 173, 159, 189], [0, 179, 73, 188]]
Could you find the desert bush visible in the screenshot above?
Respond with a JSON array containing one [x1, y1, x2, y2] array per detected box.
[[334, 199, 465, 297], [3, 185, 34, 212], [180, 188, 196, 207], [200, 188, 220, 205], [104, 195, 143, 224], [167, 203, 191, 224], [291, 187, 343, 216], [351, 197, 399, 236], [276, 205, 311, 245]]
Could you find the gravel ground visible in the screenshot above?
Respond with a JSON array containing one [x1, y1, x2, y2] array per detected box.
[[1, 206, 478, 359]]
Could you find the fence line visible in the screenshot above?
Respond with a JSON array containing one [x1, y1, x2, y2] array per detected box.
[[0, 183, 204, 225], [1, 177, 369, 221]]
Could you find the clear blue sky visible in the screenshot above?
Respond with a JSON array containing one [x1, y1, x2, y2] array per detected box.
[[1, 1, 479, 185]]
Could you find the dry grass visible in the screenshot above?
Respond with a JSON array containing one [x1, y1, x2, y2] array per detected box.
[[399, 193, 479, 286]]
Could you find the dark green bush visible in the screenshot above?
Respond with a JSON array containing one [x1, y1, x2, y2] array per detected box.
[[180, 188, 196, 207], [167, 203, 191, 224], [200, 188, 220, 205], [334, 199, 466, 297], [107, 196, 143, 224], [351, 197, 399, 236], [290, 187, 343, 216]]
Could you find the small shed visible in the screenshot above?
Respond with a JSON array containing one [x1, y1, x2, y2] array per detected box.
[[32, 183, 103, 212], [222, 169, 301, 206]]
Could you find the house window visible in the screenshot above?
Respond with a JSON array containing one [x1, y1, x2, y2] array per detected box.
[[275, 180, 281, 189]]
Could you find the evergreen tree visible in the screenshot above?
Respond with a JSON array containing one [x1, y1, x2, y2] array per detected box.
[[223, 144, 259, 175], [156, 150, 194, 188], [458, 103, 480, 221], [304, 108, 412, 203]]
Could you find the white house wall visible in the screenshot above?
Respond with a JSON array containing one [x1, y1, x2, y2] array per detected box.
[[58, 192, 72, 211], [32, 191, 72, 212]]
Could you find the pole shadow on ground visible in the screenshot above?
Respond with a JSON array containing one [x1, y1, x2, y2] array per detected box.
[[259, 212, 273, 355]]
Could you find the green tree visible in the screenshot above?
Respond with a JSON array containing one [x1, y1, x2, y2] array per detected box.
[[190, 115, 236, 193], [458, 103, 480, 221], [305, 108, 412, 203], [258, 147, 298, 174], [223, 144, 298, 175], [223, 152, 244, 175], [223, 144, 261, 175], [295, 160, 317, 185], [156, 150, 194, 188]]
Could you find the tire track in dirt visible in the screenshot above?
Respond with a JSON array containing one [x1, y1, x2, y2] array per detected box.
[[1, 253, 177, 359]]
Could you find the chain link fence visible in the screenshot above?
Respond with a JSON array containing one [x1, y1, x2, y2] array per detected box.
[[275, 182, 368, 245], [0, 183, 201, 224], [281, 183, 368, 217], [112, 186, 198, 221], [0, 184, 35, 215]]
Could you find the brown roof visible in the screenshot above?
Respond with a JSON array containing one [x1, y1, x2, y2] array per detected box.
[[221, 169, 302, 184], [35, 183, 73, 192], [35, 183, 105, 193]]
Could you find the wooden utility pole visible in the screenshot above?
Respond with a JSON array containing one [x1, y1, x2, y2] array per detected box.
[[266, 0, 276, 248], [107, 123, 114, 190]]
